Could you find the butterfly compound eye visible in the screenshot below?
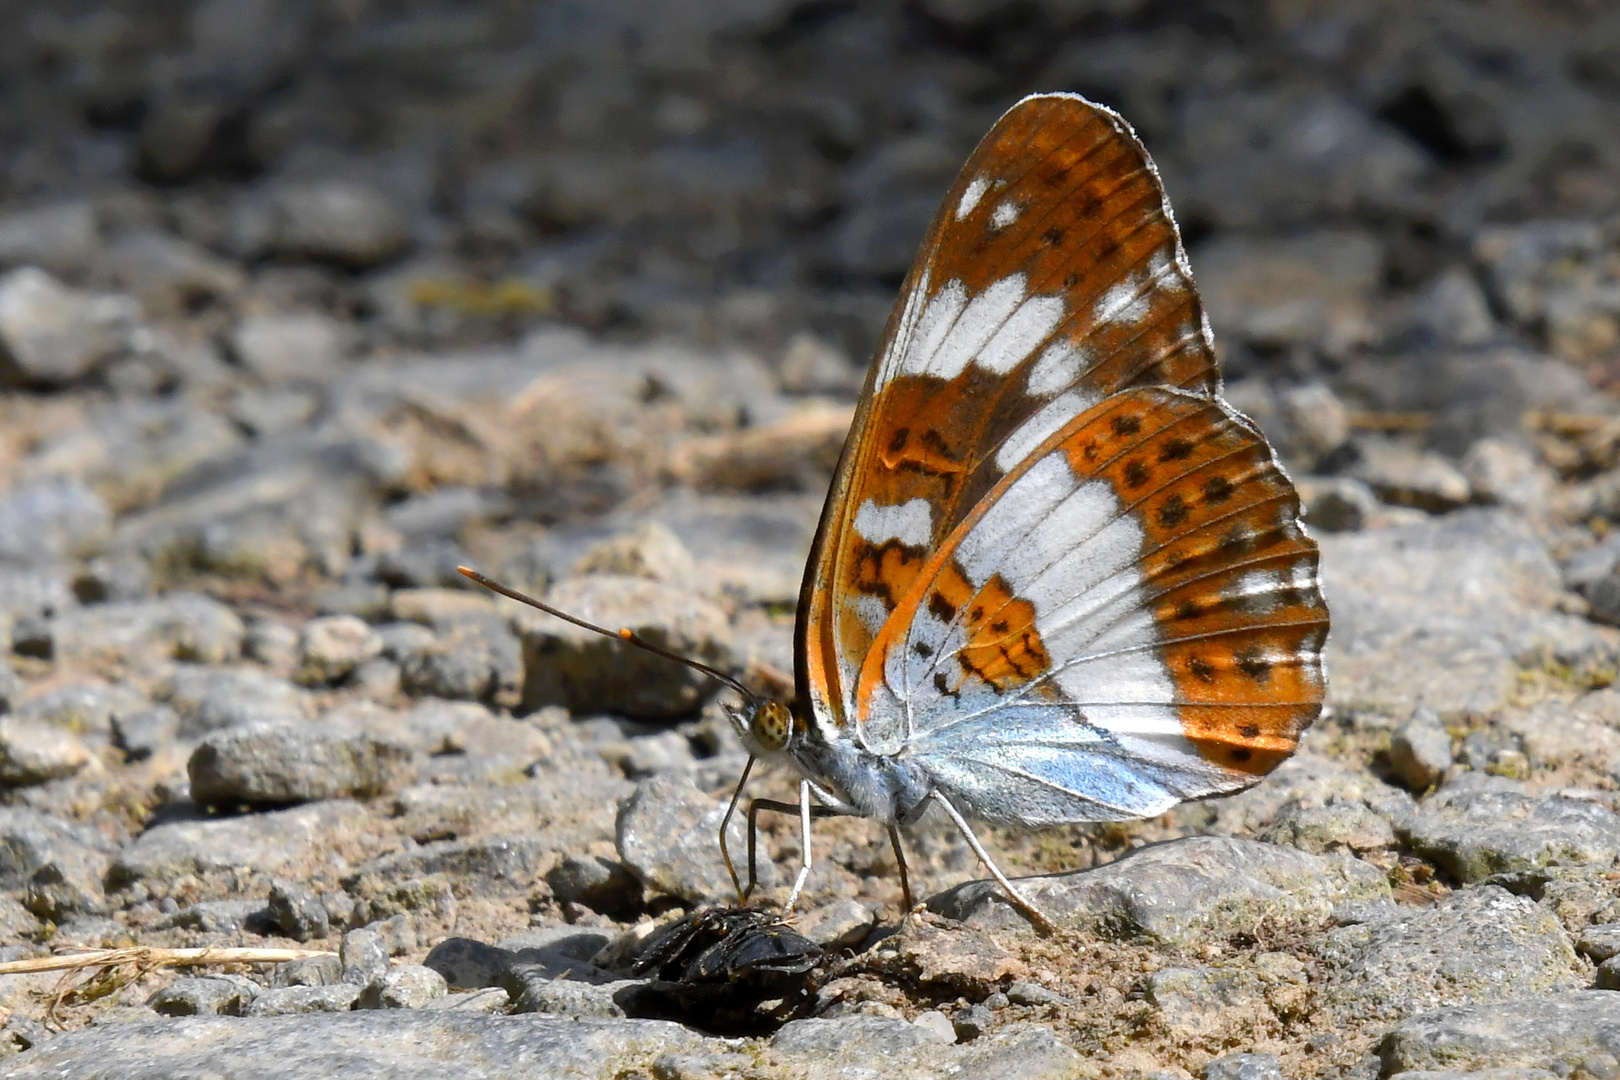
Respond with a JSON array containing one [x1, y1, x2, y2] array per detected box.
[[750, 701, 792, 752]]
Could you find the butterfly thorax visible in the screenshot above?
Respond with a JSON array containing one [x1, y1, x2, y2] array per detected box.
[[728, 697, 932, 826]]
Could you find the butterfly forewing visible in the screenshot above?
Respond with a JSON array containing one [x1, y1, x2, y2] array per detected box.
[[851, 387, 1327, 825], [800, 93, 1222, 730]]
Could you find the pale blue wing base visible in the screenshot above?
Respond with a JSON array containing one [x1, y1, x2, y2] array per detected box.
[[908, 703, 1246, 826]]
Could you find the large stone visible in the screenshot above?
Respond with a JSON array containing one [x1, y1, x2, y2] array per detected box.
[[399, 616, 521, 706], [928, 835, 1389, 943], [1397, 773, 1620, 883], [342, 836, 548, 898], [1315, 886, 1582, 1025], [0, 480, 110, 564], [0, 267, 138, 385], [1378, 991, 1620, 1075], [615, 773, 777, 904], [13, 681, 148, 739], [297, 616, 385, 685], [518, 575, 736, 720], [228, 312, 350, 383], [0, 201, 98, 277], [1319, 510, 1616, 717], [0, 718, 91, 786], [188, 724, 412, 805], [0, 807, 112, 919], [110, 801, 366, 889], [25, 595, 244, 667], [1388, 708, 1454, 793], [0, 1013, 709, 1078], [234, 180, 411, 268], [100, 230, 245, 315]]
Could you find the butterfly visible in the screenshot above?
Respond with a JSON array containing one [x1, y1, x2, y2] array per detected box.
[[464, 91, 1329, 933]]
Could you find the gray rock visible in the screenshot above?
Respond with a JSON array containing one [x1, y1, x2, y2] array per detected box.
[[343, 836, 547, 898], [770, 1016, 1081, 1079], [1301, 476, 1380, 533], [0, 808, 112, 891], [1145, 956, 1308, 1042], [0, 718, 91, 786], [13, 680, 147, 739], [297, 616, 384, 685], [273, 954, 342, 988], [1350, 436, 1473, 512], [1315, 886, 1581, 1024], [1377, 991, 1620, 1075], [313, 583, 392, 624], [1398, 773, 1620, 883], [509, 977, 634, 1018], [110, 800, 366, 889], [267, 878, 330, 942], [517, 575, 736, 720], [545, 855, 643, 920], [1320, 510, 1613, 717], [1259, 800, 1397, 854], [1204, 1053, 1284, 1080], [188, 724, 411, 805], [155, 898, 268, 935], [0, 266, 138, 384], [29, 595, 244, 667], [23, 839, 111, 920], [243, 984, 362, 1016], [420, 987, 510, 1014], [236, 180, 411, 268], [1598, 956, 1620, 990], [0, 201, 97, 277], [341, 927, 391, 987], [73, 552, 154, 604], [148, 976, 260, 1017], [1463, 438, 1551, 513], [616, 773, 778, 904], [572, 522, 696, 587], [244, 620, 301, 672], [229, 312, 350, 383], [0, 480, 110, 564], [112, 707, 180, 761], [0, 1013, 708, 1077], [376, 621, 437, 661], [356, 966, 447, 1010], [354, 875, 458, 931], [399, 616, 521, 706], [423, 938, 520, 990], [794, 898, 877, 949], [1579, 924, 1620, 963], [158, 665, 305, 736], [929, 836, 1389, 943], [1390, 708, 1454, 792], [100, 230, 244, 315]]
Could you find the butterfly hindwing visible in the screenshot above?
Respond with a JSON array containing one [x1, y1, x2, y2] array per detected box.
[[800, 92, 1221, 732], [849, 387, 1327, 824]]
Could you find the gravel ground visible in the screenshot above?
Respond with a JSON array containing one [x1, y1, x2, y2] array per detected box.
[[4, 1, 1620, 1077]]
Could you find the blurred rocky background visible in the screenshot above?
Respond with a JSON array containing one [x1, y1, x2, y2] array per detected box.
[[7, 1, 1620, 1077]]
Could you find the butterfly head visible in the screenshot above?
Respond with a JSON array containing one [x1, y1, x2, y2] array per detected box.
[[727, 698, 795, 756]]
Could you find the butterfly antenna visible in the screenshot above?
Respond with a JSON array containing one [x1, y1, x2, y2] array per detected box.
[[456, 566, 759, 704]]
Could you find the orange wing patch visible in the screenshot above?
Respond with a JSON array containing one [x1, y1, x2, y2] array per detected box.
[[1061, 392, 1328, 777], [957, 573, 1051, 693]]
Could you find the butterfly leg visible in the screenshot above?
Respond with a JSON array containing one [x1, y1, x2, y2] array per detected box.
[[885, 824, 916, 911], [930, 791, 1057, 936], [746, 786, 846, 911], [718, 755, 757, 906]]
